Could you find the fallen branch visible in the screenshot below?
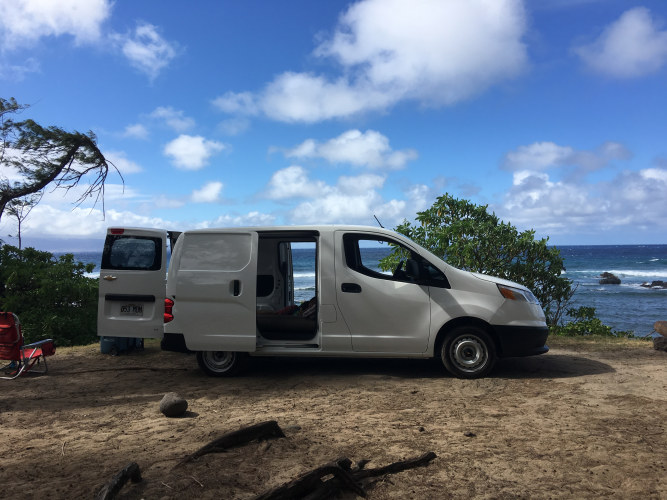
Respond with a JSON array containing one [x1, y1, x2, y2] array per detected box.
[[177, 420, 285, 466], [95, 462, 142, 500], [354, 451, 437, 480], [254, 457, 364, 500], [255, 451, 437, 500]]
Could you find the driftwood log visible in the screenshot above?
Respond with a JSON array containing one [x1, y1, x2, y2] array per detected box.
[[95, 462, 142, 500], [255, 451, 437, 500], [177, 420, 286, 466]]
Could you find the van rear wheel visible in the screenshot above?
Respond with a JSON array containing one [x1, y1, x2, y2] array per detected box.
[[196, 351, 244, 377], [440, 326, 496, 379]]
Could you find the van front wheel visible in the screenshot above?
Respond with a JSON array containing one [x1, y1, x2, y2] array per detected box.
[[196, 351, 244, 377], [440, 327, 496, 379]]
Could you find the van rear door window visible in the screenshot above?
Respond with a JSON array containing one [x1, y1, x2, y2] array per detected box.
[[102, 236, 162, 271]]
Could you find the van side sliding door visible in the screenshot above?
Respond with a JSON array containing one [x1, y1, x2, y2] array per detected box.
[[172, 231, 258, 352]]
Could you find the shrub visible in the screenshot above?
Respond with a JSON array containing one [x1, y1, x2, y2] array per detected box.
[[0, 245, 98, 346], [383, 193, 574, 325], [551, 306, 635, 338]]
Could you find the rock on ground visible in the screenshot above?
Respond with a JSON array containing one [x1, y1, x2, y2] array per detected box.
[[160, 392, 188, 417]]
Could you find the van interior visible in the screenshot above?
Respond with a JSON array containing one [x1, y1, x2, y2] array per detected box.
[[255, 232, 318, 342]]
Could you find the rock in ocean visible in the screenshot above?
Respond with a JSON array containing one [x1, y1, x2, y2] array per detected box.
[[599, 272, 621, 285], [640, 280, 667, 289]]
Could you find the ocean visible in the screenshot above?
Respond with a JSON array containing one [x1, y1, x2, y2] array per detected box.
[[63, 244, 667, 336]]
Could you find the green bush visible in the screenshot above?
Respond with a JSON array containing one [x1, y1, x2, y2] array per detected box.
[[383, 193, 574, 325], [0, 245, 98, 346], [550, 306, 635, 338]]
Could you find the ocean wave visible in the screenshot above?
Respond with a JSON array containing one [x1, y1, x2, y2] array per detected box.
[[294, 272, 316, 278], [567, 269, 667, 278]]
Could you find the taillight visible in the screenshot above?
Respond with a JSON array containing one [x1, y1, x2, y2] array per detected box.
[[164, 298, 174, 323], [110, 228, 124, 235]]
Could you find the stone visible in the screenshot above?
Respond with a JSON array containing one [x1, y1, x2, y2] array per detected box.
[[641, 281, 667, 289], [599, 272, 621, 285], [653, 336, 667, 352], [160, 392, 188, 418], [654, 321, 667, 336]]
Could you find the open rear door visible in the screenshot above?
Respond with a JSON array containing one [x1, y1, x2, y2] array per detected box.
[[97, 227, 168, 339]]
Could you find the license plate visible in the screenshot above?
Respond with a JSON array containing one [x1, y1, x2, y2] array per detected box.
[[120, 304, 144, 316]]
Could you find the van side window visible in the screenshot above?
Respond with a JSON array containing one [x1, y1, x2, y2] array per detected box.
[[102, 236, 161, 271], [343, 233, 450, 287], [343, 234, 413, 282]]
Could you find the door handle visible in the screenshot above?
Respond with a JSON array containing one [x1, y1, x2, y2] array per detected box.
[[103, 275, 117, 281], [232, 279, 241, 296], [341, 283, 362, 293]]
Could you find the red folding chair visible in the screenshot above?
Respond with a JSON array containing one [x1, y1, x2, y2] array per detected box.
[[0, 312, 55, 380]]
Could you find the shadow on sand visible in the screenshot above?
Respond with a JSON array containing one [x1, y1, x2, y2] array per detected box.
[[239, 351, 614, 381]]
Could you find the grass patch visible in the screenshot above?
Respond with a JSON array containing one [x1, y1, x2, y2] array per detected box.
[[547, 334, 652, 352]]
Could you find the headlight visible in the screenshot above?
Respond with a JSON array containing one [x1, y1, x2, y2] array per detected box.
[[497, 284, 540, 304]]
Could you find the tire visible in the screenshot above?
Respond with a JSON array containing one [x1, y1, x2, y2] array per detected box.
[[440, 326, 496, 379], [196, 351, 244, 377]]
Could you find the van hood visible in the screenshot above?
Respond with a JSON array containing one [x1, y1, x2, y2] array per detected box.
[[470, 272, 529, 291]]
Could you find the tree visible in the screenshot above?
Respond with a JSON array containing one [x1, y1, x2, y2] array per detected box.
[[0, 245, 98, 346], [0, 97, 121, 225], [6, 193, 40, 249], [382, 193, 574, 325]]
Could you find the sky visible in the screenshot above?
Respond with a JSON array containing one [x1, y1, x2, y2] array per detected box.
[[1, 0, 666, 251]]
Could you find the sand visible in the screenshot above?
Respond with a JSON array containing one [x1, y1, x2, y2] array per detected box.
[[1, 338, 665, 499]]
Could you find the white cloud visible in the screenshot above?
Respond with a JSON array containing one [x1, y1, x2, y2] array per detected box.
[[218, 117, 251, 136], [0, 204, 169, 239], [285, 129, 417, 170], [574, 7, 667, 78], [105, 151, 142, 174], [260, 73, 390, 123], [149, 106, 195, 132], [289, 185, 405, 225], [497, 167, 667, 236], [212, 92, 259, 115], [121, 123, 149, 140], [641, 168, 667, 183], [201, 211, 276, 228], [164, 135, 225, 170], [112, 23, 179, 80], [152, 194, 185, 209], [0, 57, 39, 81], [504, 141, 631, 173], [214, 0, 527, 123], [0, 0, 111, 48], [262, 165, 413, 225], [191, 181, 223, 203], [504, 142, 575, 170], [265, 166, 330, 200]]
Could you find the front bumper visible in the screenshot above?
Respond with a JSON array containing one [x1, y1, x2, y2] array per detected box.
[[492, 325, 549, 358]]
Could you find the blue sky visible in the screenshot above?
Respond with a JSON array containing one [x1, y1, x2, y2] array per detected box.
[[1, 0, 666, 250]]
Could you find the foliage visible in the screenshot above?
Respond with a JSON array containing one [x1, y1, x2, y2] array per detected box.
[[0, 96, 121, 224], [381, 193, 574, 325], [0, 245, 98, 346], [550, 306, 635, 338]]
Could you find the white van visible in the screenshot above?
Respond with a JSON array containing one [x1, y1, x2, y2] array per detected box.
[[97, 226, 548, 378]]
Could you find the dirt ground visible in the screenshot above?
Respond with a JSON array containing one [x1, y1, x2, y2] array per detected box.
[[1, 338, 665, 499]]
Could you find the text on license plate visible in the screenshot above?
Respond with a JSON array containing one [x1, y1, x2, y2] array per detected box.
[[120, 304, 144, 316]]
